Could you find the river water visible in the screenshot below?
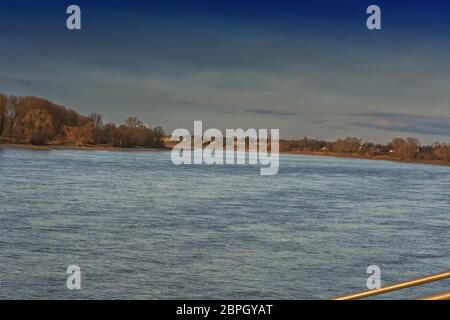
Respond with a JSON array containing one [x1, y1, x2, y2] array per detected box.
[[0, 148, 449, 299]]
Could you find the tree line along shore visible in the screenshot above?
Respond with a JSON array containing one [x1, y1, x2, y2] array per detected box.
[[279, 136, 450, 164], [0, 93, 165, 149], [1, 93, 450, 166]]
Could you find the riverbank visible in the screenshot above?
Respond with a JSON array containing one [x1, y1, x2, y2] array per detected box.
[[285, 150, 450, 167], [0, 143, 168, 152], [2, 143, 449, 168]]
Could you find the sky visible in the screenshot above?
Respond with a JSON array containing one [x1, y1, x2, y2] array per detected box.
[[1, 0, 450, 143]]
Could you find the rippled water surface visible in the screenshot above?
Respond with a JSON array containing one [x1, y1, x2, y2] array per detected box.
[[0, 148, 449, 299]]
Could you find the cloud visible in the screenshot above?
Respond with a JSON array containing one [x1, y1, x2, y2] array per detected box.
[[0, 75, 33, 87], [350, 112, 450, 136], [311, 119, 328, 124], [244, 108, 297, 116]]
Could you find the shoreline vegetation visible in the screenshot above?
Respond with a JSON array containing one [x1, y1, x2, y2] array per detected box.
[[2, 143, 450, 168], [0, 93, 166, 149], [2, 93, 450, 168]]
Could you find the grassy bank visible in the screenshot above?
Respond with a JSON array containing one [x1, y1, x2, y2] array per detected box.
[[285, 150, 450, 167], [0, 143, 168, 152]]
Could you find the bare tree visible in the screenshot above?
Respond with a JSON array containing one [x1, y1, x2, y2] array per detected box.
[[332, 137, 361, 153], [124, 116, 142, 128], [5, 95, 25, 140], [391, 137, 420, 160], [20, 109, 54, 145], [0, 93, 6, 136], [88, 112, 103, 128]]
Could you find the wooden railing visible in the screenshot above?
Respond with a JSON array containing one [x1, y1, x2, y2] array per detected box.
[[331, 270, 450, 300]]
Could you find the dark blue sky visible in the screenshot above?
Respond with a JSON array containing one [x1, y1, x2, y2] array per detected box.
[[1, 1, 450, 142]]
